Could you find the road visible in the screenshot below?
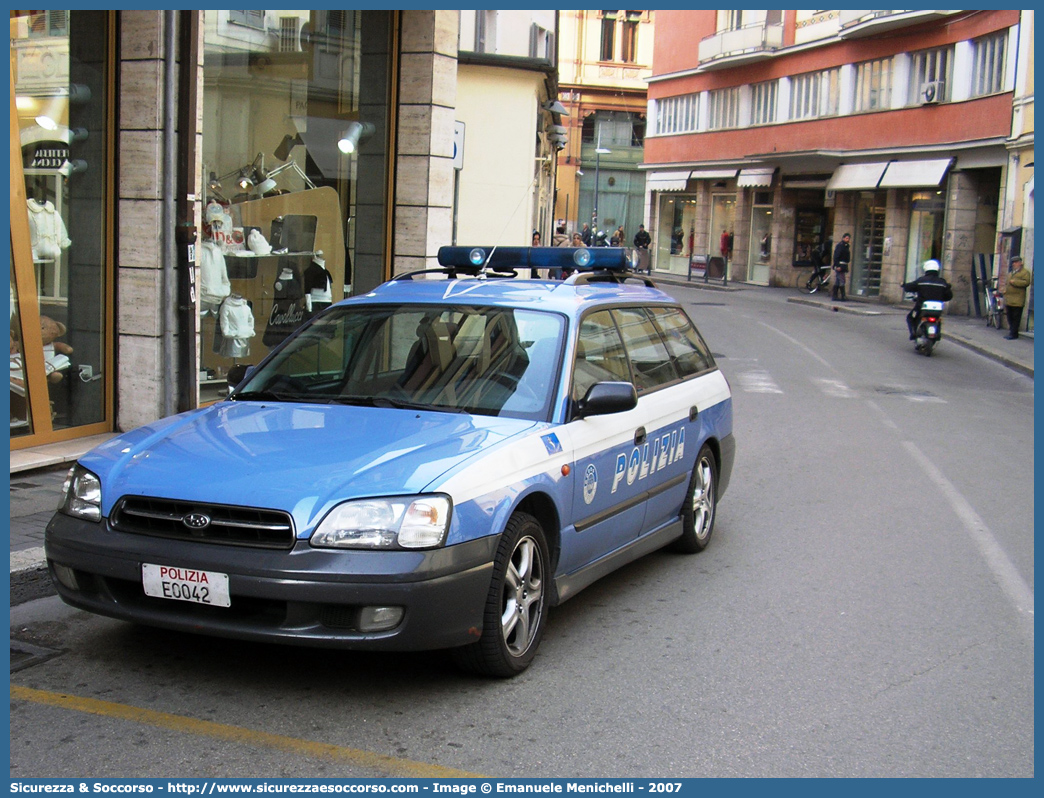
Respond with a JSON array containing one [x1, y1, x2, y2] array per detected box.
[[9, 283, 1034, 778]]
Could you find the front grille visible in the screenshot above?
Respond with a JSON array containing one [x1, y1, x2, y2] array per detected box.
[[111, 496, 295, 549]]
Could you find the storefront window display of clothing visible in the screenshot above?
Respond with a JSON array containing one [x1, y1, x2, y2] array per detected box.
[[303, 252, 333, 316], [215, 295, 256, 359], [263, 261, 306, 346], [27, 199, 72, 261]]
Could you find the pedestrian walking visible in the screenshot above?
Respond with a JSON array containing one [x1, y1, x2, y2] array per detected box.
[[832, 233, 851, 301], [581, 224, 592, 246], [552, 224, 569, 247], [1003, 255, 1033, 339]]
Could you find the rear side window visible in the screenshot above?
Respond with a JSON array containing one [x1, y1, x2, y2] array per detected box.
[[648, 306, 715, 377], [613, 307, 678, 393]]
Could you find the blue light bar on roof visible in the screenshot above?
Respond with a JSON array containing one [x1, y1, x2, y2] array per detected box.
[[437, 246, 634, 272]]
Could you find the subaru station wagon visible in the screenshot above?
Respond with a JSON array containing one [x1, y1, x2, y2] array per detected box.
[[46, 246, 734, 677]]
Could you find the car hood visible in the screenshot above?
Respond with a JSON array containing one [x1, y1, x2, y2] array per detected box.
[[81, 401, 537, 534]]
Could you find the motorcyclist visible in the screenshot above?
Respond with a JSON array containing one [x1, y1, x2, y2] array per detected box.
[[902, 259, 953, 339]]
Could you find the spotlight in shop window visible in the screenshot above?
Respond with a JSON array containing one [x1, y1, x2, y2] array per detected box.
[[236, 168, 254, 191], [58, 159, 88, 177], [337, 121, 376, 155], [274, 132, 304, 161]]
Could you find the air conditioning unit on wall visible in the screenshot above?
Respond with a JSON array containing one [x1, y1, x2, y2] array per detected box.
[[920, 80, 944, 105]]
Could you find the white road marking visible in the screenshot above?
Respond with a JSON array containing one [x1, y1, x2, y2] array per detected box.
[[902, 440, 1034, 641], [736, 370, 782, 394], [813, 377, 857, 399]]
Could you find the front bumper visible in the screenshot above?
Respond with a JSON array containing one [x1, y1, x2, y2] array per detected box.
[[45, 512, 497, 651]]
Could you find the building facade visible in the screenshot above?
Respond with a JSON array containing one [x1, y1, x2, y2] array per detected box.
[[554, 10, 654, 244], [643, 9, 1026, 317], [9, 9, 561, 453]]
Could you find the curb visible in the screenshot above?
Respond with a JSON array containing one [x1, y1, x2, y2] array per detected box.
[[944, 332, 1034, 378], [787, 295, 1032, 377], [786, 295, 885, 315], [11, 546, 54, 606]]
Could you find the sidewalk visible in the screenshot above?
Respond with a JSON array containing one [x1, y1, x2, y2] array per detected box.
[[8, 284, 1032, 603], [783, 290, 1034, 378]]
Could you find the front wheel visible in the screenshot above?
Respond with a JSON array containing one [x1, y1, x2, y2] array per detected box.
[[452, 512, 550, 677], [671, 444, 718, 553]]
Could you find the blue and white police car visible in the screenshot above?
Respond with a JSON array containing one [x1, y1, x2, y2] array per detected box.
[[46, 246, 734, 677]]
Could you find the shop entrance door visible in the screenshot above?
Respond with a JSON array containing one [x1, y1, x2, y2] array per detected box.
[[853, 193, 886, 297]]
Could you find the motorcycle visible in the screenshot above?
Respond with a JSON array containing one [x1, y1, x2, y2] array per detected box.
[[913, 299, 945, 356]]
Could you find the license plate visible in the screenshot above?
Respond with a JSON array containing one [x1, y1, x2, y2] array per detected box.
[[927, 325, 937, 335], [142, 563, 231, 607]]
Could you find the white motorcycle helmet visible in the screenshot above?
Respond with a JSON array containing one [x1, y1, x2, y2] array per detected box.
[[923, 259, 941, 275]]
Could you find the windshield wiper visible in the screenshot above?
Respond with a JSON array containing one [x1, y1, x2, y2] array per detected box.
[[231, 390, 300, 403]]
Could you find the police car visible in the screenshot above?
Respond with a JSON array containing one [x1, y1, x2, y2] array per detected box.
[[46, 246, 734, 677]]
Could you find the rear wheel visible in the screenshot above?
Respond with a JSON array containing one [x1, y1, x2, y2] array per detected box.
[[452, 512, 549, 677], [671, 444, 717, 553]]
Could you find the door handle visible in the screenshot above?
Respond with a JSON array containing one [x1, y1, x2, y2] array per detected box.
[[634, 427, 647, 446]]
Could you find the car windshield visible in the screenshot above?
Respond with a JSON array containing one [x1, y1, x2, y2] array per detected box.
[[232, 304, 566, 421]]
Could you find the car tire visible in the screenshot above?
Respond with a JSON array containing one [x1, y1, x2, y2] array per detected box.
[[452, 512, 549, 678], [671, 443, 717, 553]]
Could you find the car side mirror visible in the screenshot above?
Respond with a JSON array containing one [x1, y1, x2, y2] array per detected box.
[[227, 364, 254, 391], [577, 381, 637, 418]]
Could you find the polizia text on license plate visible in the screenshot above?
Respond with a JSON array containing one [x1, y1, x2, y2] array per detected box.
[[142, 563, 231, 607]]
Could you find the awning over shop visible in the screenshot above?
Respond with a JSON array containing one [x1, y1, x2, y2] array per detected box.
[[646, 171, 691, 192], [878, 158, 953, 188], [737, 168, 775, 187], [688, 168, 739, 181], [826, 162, 888, 191]]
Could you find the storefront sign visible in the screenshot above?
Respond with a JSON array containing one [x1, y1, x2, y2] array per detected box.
[[29, 144, 69, 170]]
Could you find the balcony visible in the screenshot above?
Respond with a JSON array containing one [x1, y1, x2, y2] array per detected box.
[[698, 22, 783, 71], [839, 10, 960, 39]]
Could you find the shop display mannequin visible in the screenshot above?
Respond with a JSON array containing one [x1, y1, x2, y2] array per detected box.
[[200, 201, 231, 314], [27, 198, 71, 261], [303, 250, 333, 314]]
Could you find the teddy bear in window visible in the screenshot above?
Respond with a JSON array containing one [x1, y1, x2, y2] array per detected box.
[[40, 315, 73, 384]]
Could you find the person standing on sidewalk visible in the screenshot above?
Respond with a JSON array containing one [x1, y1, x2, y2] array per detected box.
[[832, 233, 851, 301], [1003, 255, 1033, 339]]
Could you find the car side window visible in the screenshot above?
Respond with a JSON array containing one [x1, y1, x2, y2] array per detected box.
[[572, 310, 631, 402], [649, 307, 715, 377], [613, 307, 679, 393]]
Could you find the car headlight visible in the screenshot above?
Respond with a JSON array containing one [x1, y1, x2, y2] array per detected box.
[[59, 465, 102, 522], [310, 495, 452, 550]]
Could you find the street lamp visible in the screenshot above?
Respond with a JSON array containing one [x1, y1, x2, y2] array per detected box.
[[591, 127, 611, 236]]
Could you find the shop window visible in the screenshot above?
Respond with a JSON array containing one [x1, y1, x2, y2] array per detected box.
[[656, 196, 699, 276], [905, 191, 945, 284], [11, 10, 112, 442], [200, 10, 392, 403], [792, 209, 827, 267]]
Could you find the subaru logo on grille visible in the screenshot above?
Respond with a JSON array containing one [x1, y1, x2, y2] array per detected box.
[[183, 512, 211, 531]]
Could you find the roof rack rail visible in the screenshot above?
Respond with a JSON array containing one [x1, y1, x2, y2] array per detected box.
[[391, 265, 518, 281], [566, 270, 657, 288]]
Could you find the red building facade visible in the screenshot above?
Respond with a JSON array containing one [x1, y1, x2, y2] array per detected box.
[[642, 10, 1019, 310]]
